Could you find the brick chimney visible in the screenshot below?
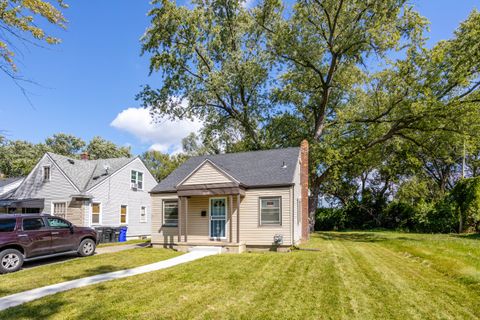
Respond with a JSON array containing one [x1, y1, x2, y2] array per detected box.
[[300, 139, 309, 241], [81, 152, 89, 160]]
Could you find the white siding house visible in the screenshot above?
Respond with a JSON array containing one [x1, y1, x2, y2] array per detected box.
[[0, 153, 156, 238]]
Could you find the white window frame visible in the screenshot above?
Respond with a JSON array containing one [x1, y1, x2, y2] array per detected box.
[[43, 165, 51, 182], [162, 199, 179, 227], [51, 201, 68, 218], [259, 196, 282, 226], [209, 197, 228, 240], [91, 202, 102, 226], [140, 206, 147, 223], [130, 170, 144, 190], [120, 205, 128, 225]]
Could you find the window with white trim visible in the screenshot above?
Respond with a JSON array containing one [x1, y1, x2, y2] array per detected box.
[[43, 166, 51, 182], [131, 170, 144, 190], [53, 202, 67, 219], [260, 197, 281, 225], [120, 205, 127, 224], [163, 200, 178, 226], [140, 206, 147, 223], [92, 203, 101, 224]]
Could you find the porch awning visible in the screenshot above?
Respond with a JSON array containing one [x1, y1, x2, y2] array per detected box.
[[176, 182, 246, 197], [0, 198, 45, 208]]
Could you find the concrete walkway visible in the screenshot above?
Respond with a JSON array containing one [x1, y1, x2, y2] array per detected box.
[[0, 247, 221, 312]]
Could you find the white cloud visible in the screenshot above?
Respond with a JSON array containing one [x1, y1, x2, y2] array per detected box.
[[111, 107, 202, 154]]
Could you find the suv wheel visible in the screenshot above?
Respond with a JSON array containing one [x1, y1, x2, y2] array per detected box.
[[0, 249, 24, 274], [78, 239, 96, 257]]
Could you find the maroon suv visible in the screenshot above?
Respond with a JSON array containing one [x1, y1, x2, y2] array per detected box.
[[0, 214, 98, 274]]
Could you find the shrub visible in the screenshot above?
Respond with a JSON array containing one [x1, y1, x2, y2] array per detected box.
[[315, 208, 346, 231]]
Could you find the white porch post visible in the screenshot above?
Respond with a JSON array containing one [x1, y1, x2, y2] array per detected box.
[[229, 195, 233, 243], [236, 193, 240, 243], [185, 197, 188, 243], [177, 196, 182, 243]]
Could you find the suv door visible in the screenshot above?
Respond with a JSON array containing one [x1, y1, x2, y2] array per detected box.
[[18, 217, 52, 258], [46, 217, 76, 253]]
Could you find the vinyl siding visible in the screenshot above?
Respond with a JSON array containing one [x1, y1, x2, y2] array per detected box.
[[13, 155, 78, 214], [87, 158, 156, 237], [151, 193, 178, 244], [151, 189, 292, 246], [239, 187, 292, 246], [182, 162, 233, 185]]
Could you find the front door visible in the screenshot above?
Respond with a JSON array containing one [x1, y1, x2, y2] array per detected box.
[[210, 198, 227, 239]]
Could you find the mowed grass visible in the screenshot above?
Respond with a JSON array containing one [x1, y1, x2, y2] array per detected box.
[[0, 248, 180, 298], [97, 239, 150, 248], [1, 232, 479, 319]]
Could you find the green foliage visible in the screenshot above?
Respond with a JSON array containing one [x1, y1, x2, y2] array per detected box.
[[314, 208, 346, 231], [0, 134, 132, 178], [138, 0, 273, 150], [0, 139, 46, 177], [85, 136, 131, 160], [449, 177, 480, 232], [141, 150, 187, 182], [45, 133, 85, 156], [0, 0, 68, 75]]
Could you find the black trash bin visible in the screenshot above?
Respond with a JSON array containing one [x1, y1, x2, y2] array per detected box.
[[113, 227, 122, 242]]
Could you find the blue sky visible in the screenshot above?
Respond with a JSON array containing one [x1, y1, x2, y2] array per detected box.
[[0, 0, 478, 155]]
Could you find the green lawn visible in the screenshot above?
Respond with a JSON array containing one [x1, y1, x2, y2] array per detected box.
[[97, 239, 150, 248], [1, 232, 479, 319], [0, 247, 180, 298]]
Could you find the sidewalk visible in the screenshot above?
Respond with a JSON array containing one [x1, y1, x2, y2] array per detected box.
[[0, 247, 221, 311]]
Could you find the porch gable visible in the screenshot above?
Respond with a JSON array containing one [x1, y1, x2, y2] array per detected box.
[[178, 160, 238, 187]]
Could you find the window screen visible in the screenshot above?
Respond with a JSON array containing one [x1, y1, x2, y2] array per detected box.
[[260, 197, 281, 225]]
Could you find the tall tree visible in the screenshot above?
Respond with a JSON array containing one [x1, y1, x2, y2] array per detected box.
[[45, 133, 86, 157], [85, 136, 132, 160], [141, 150, 187, 182], [138, 0, 273, 150], [0, 0, 67, 77]]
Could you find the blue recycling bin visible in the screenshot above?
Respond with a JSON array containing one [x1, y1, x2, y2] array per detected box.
[[119, 227, 128, 242]]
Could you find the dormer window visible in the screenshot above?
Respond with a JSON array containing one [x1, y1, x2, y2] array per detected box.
[[131, 170, 143, 190], [43, 166, 51, 182]]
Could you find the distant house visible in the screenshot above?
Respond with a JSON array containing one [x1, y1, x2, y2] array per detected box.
[[0, 177, 24, 198], [0, 152, 157, 238], [150, 141, 309, 253]]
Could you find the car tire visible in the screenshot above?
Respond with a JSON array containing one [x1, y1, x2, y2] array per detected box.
[[0, 249, 24, 274], [78, 239, 96, 257]]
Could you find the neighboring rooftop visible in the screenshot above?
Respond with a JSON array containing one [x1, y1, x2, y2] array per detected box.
[[0, 177, 24, 188], [46, 152, 134, 192], [151, 147, 300, 193]]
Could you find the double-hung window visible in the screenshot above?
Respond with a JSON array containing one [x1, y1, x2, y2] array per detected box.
[[120, 205, 128, 224], [92, 203, 101, 225], [52, 202, 67, 219], [131, 170, 144, 190], [140, 206, 147, 223], [43, 166, 51, 182], [260, 197, 282, 225], [163, 200, 178, 226]]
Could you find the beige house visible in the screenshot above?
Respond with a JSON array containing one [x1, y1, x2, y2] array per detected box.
[[150, 141, 309, 253]]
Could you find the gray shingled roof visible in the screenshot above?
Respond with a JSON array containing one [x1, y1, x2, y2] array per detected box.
[[47, 153, 133, 192], [0, 177, 24, 188], [151, 147, 300, 193]]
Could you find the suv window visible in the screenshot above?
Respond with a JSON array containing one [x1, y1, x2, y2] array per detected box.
[[47, 217, 70, 229], [23, 218, 45, 231], [0, 219, 16, 232]]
